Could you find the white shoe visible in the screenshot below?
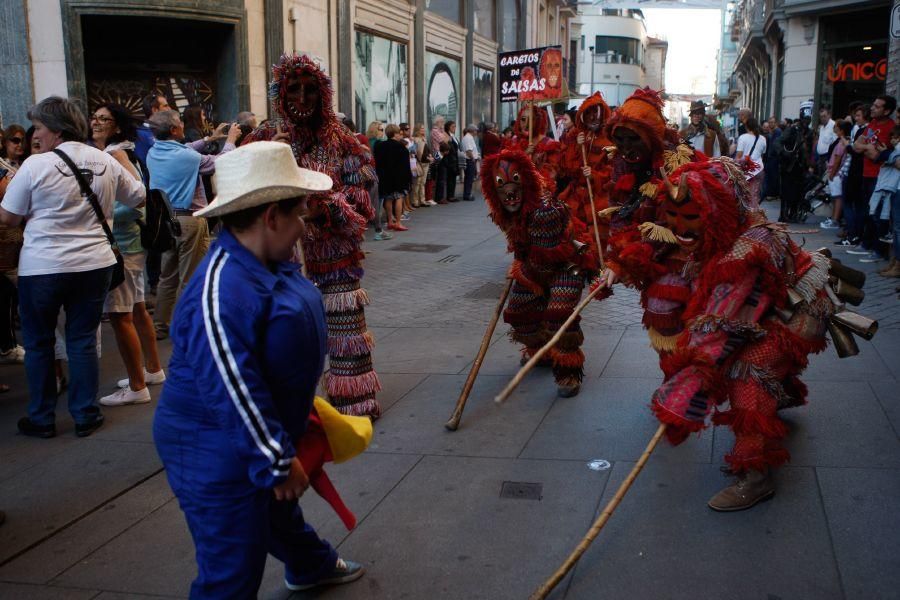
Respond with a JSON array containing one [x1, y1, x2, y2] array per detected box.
[[118, 369, 166, 389], [0, 345, 25, 364], [819, 218, 838, 229], [426, 200, 437, 206], [100, 386, 151, 406]]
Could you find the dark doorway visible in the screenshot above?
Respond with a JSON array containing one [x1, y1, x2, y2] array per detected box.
[[81, 15, 238, 123]]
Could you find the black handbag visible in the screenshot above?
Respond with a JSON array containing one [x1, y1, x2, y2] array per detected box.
[[53, 148, 125, 291]]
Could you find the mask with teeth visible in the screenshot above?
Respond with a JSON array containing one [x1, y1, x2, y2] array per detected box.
[[284, 73, 320, 123], [494, 160, 524, 213], [662, 172, 702, 252], [269, 54, 335, 135], [611, 126, 650, 164]]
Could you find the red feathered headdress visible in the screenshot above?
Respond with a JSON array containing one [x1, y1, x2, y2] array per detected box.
[[606, 87, 679, 161]]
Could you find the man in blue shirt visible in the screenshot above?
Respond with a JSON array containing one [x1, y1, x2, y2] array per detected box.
[[153, 141, 364, 597]]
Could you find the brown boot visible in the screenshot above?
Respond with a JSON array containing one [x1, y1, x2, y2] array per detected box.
[[707, 469, 775, 512], [879, 263, 900, 278], [878, 258, 897, 275]]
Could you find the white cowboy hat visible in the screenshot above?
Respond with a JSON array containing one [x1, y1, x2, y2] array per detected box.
[[196, 141, 333, 218]]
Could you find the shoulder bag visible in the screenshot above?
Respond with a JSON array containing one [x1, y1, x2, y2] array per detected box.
[[53, 148, 125, 291]]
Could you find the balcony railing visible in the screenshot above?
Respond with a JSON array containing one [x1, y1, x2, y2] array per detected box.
[[730, 0, 766, 47]]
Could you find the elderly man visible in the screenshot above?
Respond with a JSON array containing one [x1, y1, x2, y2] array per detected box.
[[461, 124, 481, 201], [146, 110, 241, 340], [816, 105, 837, 175], [153, 141, 365, 597]]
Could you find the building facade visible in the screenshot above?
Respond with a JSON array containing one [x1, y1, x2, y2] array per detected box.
[[570, 5, 663, 108], [719, 0, 892, 121], [0, 0, 575, 133]]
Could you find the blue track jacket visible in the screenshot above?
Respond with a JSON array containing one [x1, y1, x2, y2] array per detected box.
[[156, 228, 327, 489]]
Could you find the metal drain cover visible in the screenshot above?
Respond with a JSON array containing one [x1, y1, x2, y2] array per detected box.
[[388, 243, 451, 253], [500, 481, 543, 501]]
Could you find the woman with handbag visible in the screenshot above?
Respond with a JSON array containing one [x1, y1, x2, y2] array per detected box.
[[0, 96, 145, 438], [89, 103, 165, 407]]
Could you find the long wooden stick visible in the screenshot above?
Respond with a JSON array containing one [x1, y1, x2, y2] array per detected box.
[[529, 423, 668, 600], [445, 278, 513, 431], [494, 284, 603, 405], [580, 140, 605, 269]]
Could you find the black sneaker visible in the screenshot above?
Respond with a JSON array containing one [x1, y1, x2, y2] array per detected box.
[[75, 414, 104, 437], [285, 558, 365, 591], [17, 417, 56, 439]]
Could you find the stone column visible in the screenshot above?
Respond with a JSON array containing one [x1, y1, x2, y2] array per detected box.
[[0, 0, 34, 126], [887, 0, 900, 100], [465, 1, 475, 128], [414, 0, 426, 126], [337, 0, 353, 113]]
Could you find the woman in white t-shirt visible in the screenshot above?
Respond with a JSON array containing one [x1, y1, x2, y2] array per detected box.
[[736, 116, 767, 207], [0, 96, 145, 439]]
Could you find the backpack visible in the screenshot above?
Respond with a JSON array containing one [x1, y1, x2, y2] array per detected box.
[[138, 188, 181, 252]]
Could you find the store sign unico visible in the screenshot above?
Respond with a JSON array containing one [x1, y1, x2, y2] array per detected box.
[[827, 59, 887, 83]]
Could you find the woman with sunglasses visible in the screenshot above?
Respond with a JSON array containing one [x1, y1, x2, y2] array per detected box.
[[1, 125, 28, 169]]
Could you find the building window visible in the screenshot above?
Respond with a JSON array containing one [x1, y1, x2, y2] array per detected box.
[[473, 66, 493, 124], [502, 0, 519, 51], [593, 35, 643, 67], [354, 31, 408, 129], [473, 0, 495, 39], [426, 0, 462, 24], [426, 51, 461, 128]]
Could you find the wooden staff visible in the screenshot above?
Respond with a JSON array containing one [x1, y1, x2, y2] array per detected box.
[[529, 423, 668, 600], [579, 137, 605, 268], [445, 278, 514, 431], [494, 284, 603, 405]]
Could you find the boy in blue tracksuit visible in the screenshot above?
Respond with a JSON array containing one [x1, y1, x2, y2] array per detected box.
[[152, 142, 363, 598]]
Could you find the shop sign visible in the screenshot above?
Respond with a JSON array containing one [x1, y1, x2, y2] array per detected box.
[[826, 59, 887, 82], [498, 45, 569, 102]]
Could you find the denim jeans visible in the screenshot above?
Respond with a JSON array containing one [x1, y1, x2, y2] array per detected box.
[[463, 158, 477, 200], [18, 266, 113, 425], [892, 189, 900, 258]]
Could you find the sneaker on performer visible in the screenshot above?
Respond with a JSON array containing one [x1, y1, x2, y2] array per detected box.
[[118, 369, 166, 389], [100, 386, 151, 406], [819, 218, 838, 229], [285, 557, 365, 591], [859, 251, 884, 263], [846, 246, 870, 255], [373, 230, 393, 241], [0, 345, 25, 364]]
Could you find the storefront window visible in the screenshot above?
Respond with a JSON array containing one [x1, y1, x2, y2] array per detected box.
[[502, 0, 519, 52], [474, 0, 495, 40], [473, 66, 493, 124], [818, 9, 889, 117], [354, 31, 408, 129], [593, 35, 642, 67], [426, 0, 461, 24], [426, 51, 461, 129]]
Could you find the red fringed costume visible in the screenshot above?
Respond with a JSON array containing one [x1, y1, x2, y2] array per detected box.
[[599, 87, 701, 337], [503, 104, 560, 187], [557, 92, 613, 257], [242, 54, 382, 418], [482, 149, 598, 395], [621, 158, 834, 474]]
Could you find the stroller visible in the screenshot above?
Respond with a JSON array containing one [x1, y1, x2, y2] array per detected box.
[[796, 171, 832, 223]]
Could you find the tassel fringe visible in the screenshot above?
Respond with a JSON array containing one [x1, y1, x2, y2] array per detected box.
[[792, 251, 831, 304], [328, 331, 375, 357], [325, 370, 382, 399], [597, 206, 621, 219], [648, 327, 679, 352], [323, 287, 371, 313], [638, 222, 679, 244]]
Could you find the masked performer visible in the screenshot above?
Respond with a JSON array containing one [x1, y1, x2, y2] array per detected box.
[[243, 54, 381, 418], [625, 157, 834, 511], [596, 88, 699, 347], [558, 92, 613, 257], [483, 149, 598, 397], [504, 103, 560, 186]]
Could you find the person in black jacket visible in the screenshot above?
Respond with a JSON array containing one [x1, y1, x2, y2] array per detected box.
[[374, 124, 413, 231], [444, 120, 461, 202]]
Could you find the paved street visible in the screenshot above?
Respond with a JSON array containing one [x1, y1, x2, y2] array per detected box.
[[0, 195, 898, 600]]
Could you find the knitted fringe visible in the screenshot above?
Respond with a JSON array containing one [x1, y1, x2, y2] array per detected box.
[[638, 222, 678, 244], [724, 448, 790, 473], [306, 251, 366, 274], [313, 267, 364, 286], [331, 396, 382, 419], [323, 287, 370, 313], [529, 243, 575, 265], [713, 407, 788, 439], [325, 370, 382, 399], [792, 251, 831, 304], [328, 331, 375, 357], [652, 400, 707, 445], [663, 144, 695, 174], [304, 235, 361, 262], [647, 327, 679, 353], [689, 315, 767, 340], [550, 347, 585, 369]]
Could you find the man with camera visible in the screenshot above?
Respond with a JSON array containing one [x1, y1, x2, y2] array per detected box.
[[146, 110, 241, 340]]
